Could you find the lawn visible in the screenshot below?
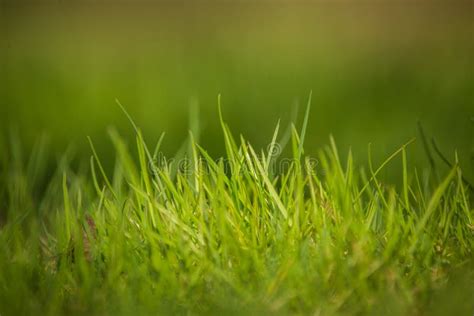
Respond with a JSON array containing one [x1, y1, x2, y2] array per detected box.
[[1, 2, 473, 315], [1, 98, 472, 315]]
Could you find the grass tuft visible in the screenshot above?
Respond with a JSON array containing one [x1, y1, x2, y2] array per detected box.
[[0, 107, 473, 315]]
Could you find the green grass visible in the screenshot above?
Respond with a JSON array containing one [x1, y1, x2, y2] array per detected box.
[[0, 100, 473, 315]]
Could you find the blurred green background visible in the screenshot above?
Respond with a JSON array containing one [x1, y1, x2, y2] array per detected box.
[[1, 1, 473, 177]]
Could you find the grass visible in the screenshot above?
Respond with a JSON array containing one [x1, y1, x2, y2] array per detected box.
[[0, 99, 473, 315]]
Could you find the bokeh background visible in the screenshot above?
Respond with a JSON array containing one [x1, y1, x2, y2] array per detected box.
[[1, 1, 473, 178]]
